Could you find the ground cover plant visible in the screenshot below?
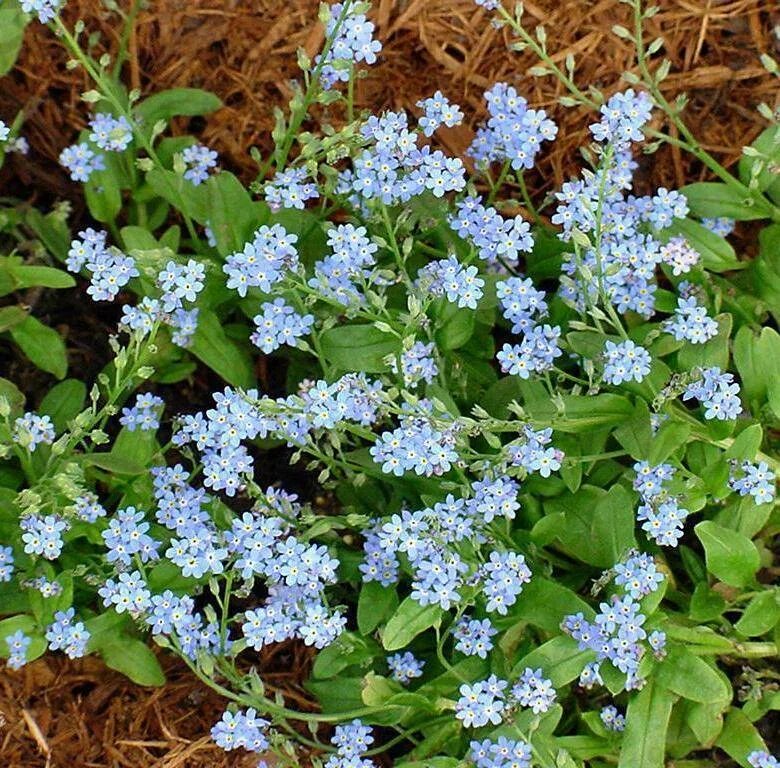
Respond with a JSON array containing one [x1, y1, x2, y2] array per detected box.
[[0, 1, 778, 767]]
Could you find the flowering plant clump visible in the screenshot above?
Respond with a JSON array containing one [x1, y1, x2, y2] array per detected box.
[[1, 1, 779, 767]]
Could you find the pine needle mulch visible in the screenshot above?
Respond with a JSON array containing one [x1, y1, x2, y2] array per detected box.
[[0, 1, 778, 766], [0, 642, 316, 767], [1, 0, 778, 201]]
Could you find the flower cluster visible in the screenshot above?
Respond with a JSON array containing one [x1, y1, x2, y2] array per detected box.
[[119, 393, 165, 432], [455, 668, 555, 727], [683, 367, 742, 421], [224, 224, 300, 297], [563, 552, 666, 690], [729, 460, 776, 505], [211, 708, 270, 753], [45, 608, 90, 659], [89, 113, 133, 152], [66, 228, 138, 301], [600, 705, 626, 732], [468, 82, 557, 170], [251, 298, 314, 353], [454, 616, 497, 658], [21, 0, 63, 24], [387, 651, 425, 683], [469, 737, 532, 768], [451, 196, 534, 267], [602, 339, 651, 385], [497, 325, 562, 379], [664, 296, 718, 344], [633, 461, 689, 546], [13, 412, 55, 451], [182, 143, 218, 185], [419, 255, 485, 309], [317, 3, 382, 89], [417, 91, 464, 137], [265, 166, 319, 210], [325, 720, 374, 768], [21, 514, 69, 559], [5, 631, 31, 670], [59, 142, 105, 182], [749, 752, 779, 768]]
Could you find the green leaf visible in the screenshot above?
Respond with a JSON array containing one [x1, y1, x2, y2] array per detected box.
[[733, 326, 780, 415], [435, 303, 476, 351], [6, 264, 76, 290], [205, 172, 262, 256], [513, 635, 592, 687], [647, 422, 689, 465], [320, 325, 397, 373], [739, 126, 780, 196], [694, 521, 760, 587], [656, 647, 731, 703], [551, 484, 637, 568], [83, 452, 146, 475], [39, 379, 87, 432], [716, 708, 768, 767], [146, 168, 209, 224], [99, 638, 165, 686], [502, 577, 593, 634], [724, 424, 763, 462], [614, 399, 653, 460], [135, 88, 222, 126], [0, 305, 27, 332], [120, 226, 159, 251], [189, 309, 255, 388], [659, 218, 741, 272], [357, 581, 398, 635], [681, 182, 773, 221], [312, 632, 378, 680], [9, 315, 68, 378], [0, 1, 27, 77], [85, 156, 123, 223], [382, 597, 443, 651], [618, 679, 674, 768], [677, 313, 732, 371], [734, 590, 780, 637], [0, 377, 25, 414]]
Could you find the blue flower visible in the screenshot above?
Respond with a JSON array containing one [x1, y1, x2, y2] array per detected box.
[[251, 298, 314, 353], [89, 113, 133, 152], [589, 89, 652, 148], [211, 708, 270, 753], [224, 224, 299, 297], [454, 616, 497, 658], [602, 339, 652, 385], [664, 296, 718, 344], [512, 667, 557, 713], [317, 3, 382, 89], [5, 630, 31, 670], [683, 367, 742, 421], [13, 412, 55, 451], [45, 608, 90, 658], [59, 142, 105, 182], [387, 651, 425, 683], [182, 144, 217, 184], [729, 460, 776, 505], [0, 546, 14, 583], [600, 705, 626, 732], [417, 91, 464, 137], [21, 0, 63, 23], [455, 675, 508, 727], [20, 514, 69, 560], [265, 166, 319, 210]]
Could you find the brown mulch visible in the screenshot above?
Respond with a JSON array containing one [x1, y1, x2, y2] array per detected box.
[[0, 642, 317, 768], [1, 0, 778, 202], [0, 655, 254, 767], [0, 1, 779, 766]]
